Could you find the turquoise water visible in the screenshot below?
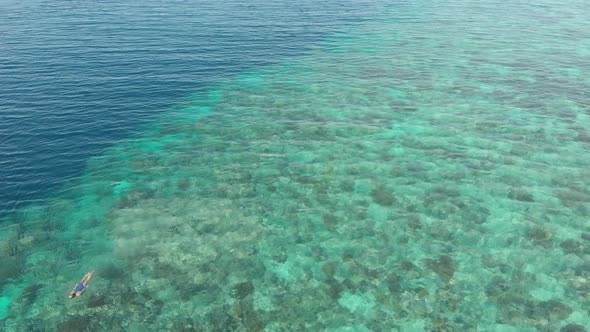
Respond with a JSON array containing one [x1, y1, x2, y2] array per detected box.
[[2, 0, 590, 330]]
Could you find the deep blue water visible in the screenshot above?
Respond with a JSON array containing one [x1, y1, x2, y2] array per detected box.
[[0, 0, 382, 217]]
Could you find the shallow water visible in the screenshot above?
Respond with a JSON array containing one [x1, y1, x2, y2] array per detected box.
[[1, 0, 590, 331]]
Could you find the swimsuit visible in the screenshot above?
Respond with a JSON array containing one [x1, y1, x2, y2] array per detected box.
[[74, 283, 85, 292]]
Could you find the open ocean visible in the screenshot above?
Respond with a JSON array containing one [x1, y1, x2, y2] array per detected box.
[[1, 0, 589, 330]]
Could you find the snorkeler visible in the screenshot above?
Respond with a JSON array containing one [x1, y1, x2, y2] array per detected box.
[[68, 270, 94, 299]]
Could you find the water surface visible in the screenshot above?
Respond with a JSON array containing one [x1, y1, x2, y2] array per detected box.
[[1, 0, 589, 331], [0, 0, 380, 215]]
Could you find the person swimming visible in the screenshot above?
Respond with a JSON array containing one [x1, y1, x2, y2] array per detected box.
[[68, 270, 94, 299]]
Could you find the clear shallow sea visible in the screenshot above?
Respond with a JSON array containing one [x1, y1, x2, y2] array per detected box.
[[1, 0, 589, 331]]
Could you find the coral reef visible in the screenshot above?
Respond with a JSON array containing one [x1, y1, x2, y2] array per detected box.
[[1, 0, 590, 330]]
